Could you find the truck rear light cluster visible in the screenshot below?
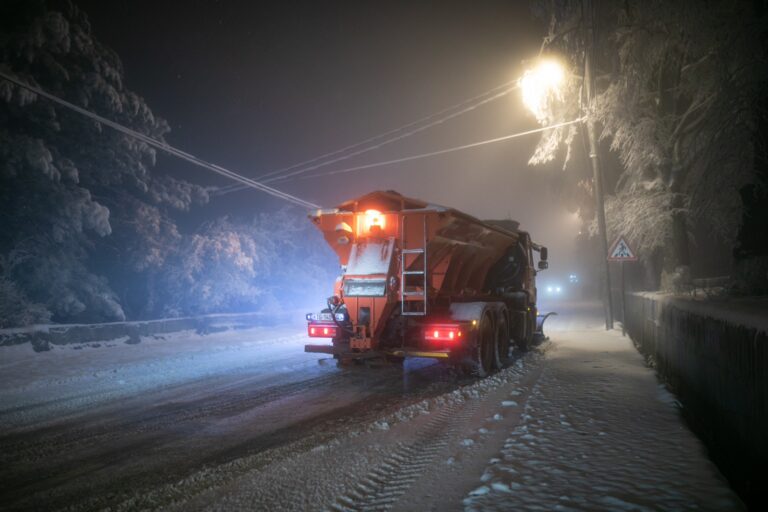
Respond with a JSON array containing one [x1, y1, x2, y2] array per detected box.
[[424, 324, 462, 342], [308, 324, 337, 338]]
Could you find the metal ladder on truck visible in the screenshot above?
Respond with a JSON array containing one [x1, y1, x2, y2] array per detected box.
[[401, 213, 427, 316]]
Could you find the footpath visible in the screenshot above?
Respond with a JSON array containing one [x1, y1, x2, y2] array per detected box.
[[460, 303, 743, 511]]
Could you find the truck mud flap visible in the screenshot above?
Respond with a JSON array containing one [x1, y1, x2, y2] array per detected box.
[[535, 312, 557, 341]]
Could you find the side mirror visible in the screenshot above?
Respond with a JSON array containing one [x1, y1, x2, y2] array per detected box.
[[538, 260, 549, 270], [540, 246, 548, 261]]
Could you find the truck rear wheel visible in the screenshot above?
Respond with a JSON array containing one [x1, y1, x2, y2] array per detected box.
[[470, 312, 495, 377], [528, 310, 537, 347], [493, 311, 511, 369], [513, 310, 535, 351]]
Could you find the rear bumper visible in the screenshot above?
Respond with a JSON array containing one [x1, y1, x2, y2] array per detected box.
[[304, 344, 452, 360], [388, 349, 451, 359], [305, 344, 347, 355], [304, 344, 381, 360]]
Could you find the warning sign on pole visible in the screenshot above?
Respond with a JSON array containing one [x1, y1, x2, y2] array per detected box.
[[607, 236, 638, 261]]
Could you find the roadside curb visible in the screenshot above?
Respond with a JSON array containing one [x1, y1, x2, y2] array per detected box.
[[0, 310, 303, 351]]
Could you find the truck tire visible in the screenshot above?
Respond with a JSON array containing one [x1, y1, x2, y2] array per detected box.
[[470, 311, 495, 377], [527, 310, 537, 347], [513, 318, 528, 351], [513, 309, 535, 352], [493, 309, 511, 369]]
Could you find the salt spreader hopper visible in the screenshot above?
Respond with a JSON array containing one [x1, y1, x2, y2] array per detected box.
[[305, 190, 549, 375]]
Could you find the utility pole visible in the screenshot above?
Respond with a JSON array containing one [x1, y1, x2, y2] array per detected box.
[[584, 0, 614, 329]]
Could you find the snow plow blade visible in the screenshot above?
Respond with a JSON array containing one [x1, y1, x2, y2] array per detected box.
[[535, 312, 557, 341]]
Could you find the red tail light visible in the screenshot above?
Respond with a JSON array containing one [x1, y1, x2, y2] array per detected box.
[[424, 324, 462, 342], [308, 324, 337, 338]]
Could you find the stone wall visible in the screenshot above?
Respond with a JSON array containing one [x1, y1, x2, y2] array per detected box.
[[624, 293, 768, 509]]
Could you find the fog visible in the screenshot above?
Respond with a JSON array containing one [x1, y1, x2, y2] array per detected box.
[[79, 0, 579, 276]]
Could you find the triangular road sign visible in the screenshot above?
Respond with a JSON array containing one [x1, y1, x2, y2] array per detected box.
[[608, 236, 638, 261]]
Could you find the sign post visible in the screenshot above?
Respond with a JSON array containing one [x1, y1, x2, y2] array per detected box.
[[607, 236, 638, 336]]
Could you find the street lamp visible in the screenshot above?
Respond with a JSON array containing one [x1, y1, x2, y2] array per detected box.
[[519, 59, 566, 123], [520, 57, 615, 330]]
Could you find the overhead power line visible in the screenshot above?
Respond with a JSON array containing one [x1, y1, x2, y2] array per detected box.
[[261, 84, 520, 184], [2, 71, 581, 209], [273, 117, 584, 182], [264, 85, 517, 183], [214, 80, 519, 196], [0, 70, 319, 209]]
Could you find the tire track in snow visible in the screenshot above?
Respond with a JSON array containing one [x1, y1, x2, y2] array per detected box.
[[0, 372, 338, 467], [0, 333, 309, 430], [67, 382, 453, 512], [329, 399, 480, 512], [98, 370, 468, 512]]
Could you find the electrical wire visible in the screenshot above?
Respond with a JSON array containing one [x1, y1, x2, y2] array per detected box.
[[1, 71, 580, 207], [0, 70, 319, 209], [259, 84, 520, 184], [275, 117, 584, 182], [214, 80, 520, 195]]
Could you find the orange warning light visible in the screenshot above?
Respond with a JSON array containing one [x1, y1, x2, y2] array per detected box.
[[359, 209, 385, 235]]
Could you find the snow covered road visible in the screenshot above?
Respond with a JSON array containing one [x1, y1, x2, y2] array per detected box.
[[0, 303, 742, 511], [0, 325, 467, 511]]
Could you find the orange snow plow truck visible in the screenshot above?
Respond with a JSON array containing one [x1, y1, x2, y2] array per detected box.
[[305, 190, 549, 375]]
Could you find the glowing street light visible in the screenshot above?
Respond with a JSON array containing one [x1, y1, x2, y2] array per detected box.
[[519, 53, 615, 329], [519, 59, 566, 123]]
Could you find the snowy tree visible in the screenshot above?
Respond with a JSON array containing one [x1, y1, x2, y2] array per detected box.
[[0, 0, 208, 324], [0, 1, 339, 327], [158, 218, 265, 317], [530, 0, 767, 289], [154, 209, 336, 317]]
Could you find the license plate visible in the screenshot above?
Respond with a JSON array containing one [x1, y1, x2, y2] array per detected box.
[[307, 312, 334, 321]]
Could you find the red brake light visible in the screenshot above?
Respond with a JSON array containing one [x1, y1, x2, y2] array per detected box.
[[308, 324, 336, 338], [425, 324, 461, 342]]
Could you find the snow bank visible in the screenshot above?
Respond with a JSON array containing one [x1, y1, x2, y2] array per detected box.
[[0, 309, 305, 350], [360, 358, 535, 435]]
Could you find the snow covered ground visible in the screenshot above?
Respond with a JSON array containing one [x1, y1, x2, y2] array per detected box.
[[464, 308, 740, 511], [0, 301, 742, 511]]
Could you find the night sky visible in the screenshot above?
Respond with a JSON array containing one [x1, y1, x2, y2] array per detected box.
[[76, 0, 578, 275]]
